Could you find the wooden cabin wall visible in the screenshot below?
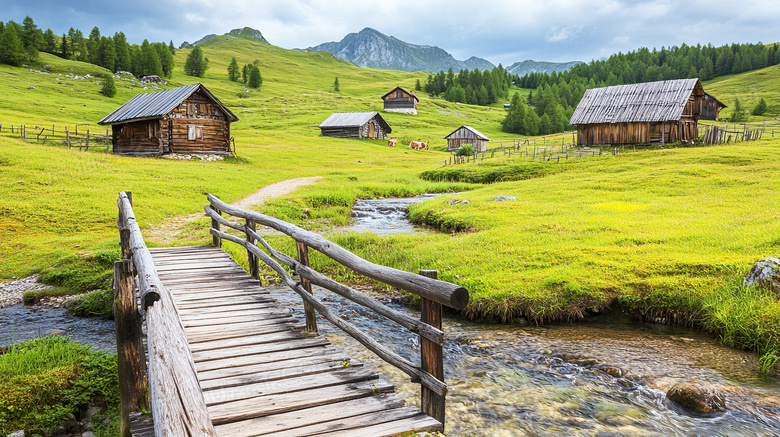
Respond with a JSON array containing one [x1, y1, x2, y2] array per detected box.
[[577, 120, 698, 146], [446, 128, 488, 152], [359, 119, 388, 139], [166, 91, 231, 154], [112, 120, 162, 155], [320, 126, 361, 139]]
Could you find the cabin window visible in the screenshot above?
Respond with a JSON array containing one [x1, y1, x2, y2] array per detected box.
[[148, 123, 156, 139], [188, 126, 203, 141], [187, 103, 196, 116], [396, 91, 403, 98]]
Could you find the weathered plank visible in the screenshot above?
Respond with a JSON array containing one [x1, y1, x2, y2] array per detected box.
[[191, 336, 330, 363], [193, 345, 346, 373], [197, 355, 360, 383], [259, 406, 435, 437]]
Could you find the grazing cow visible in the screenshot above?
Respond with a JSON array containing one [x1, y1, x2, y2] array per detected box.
[[409, 141, 428, 150], [388, 137, 397, 147]]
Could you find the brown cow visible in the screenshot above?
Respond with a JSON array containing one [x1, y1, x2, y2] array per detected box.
[[409, 141, 428, 150], [388, 137, 397, 147]]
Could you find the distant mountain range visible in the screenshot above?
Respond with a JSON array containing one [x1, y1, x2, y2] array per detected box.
[[305, 27, 581, 75], [182, 27, 268, 48]]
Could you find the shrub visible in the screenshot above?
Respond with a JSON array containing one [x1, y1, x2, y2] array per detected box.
[[100, 73, 116, 98], [752, 97, 768, 116], [455, 144, 475, 156]]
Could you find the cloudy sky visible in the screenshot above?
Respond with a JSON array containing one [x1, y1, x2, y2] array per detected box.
[[7, 0, 780, 66]]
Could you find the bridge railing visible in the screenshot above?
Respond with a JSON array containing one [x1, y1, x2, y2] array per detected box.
[[115, 192, 217, 437], [205, 193, 469, 427]]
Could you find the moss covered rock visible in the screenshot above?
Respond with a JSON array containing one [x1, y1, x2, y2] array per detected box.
[[667, 381, 726, 415]]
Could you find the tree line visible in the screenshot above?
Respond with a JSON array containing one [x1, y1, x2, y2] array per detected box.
[[0, 15, 175, 78], [501, 41, 780, 136], [421, 65, 512, 106]]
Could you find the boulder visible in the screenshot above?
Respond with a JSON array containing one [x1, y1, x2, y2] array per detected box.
[[667, 381, 726, 415], [489, 195, 517, 202], [743, 257, 780, 294], [448, 199, 470, 205]]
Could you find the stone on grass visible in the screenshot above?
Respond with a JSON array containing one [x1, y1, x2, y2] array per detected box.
[[667, 381, 726, 415], [743, 257, 780, 294], [489, 195, 517, 202], [448, 199, 470, 205]]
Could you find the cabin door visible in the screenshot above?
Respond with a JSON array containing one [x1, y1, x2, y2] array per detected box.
[[368, 123, 375, 138]]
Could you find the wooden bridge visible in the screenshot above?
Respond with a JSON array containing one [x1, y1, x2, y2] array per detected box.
[[113, 192, 468, 436]]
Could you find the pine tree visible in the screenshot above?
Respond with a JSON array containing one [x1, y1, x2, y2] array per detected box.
[[21, 16, 43, 51], [87, 27, 101, 64], [751, 97, 767, 116], [43, 29, 56, 53], [501, 92, 526, 134], [113, 32, 131, 71], [98, 37, 116, 72], [140, 40, 163, 76], [101, 73, 116, 97], [60, 33, 69, 59], [248, 64, 262, 88], [731, 98, 747, 122], [184, 46, 208, 77], [168, 40, 176, 56], [524, 110, 540, 136], [415, 79, 421, 91], [242, 64, 248, 83], [333, 77, 339, 92], [0, 23, 26, 66], [228, 57, 240, 81]]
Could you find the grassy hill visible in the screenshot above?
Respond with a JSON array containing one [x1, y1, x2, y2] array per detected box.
[[2, 33, 780, 366]]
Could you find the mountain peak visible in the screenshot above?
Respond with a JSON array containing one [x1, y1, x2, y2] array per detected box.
[[307, 28, 494, 73], [228, 27, 269, 44]]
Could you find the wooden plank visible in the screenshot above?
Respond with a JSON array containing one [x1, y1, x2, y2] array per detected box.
[[199, 359, 362, 391], [207, 379, 395, 425], [188, 330, 314, 353], [192, 336, 330, 363], [312, 413, 443, 437], [172, 290, 272, 303], [197, 355, 360, 382], [178, 302, 281, 316], [194, 345, 345, 373], [257, 406, 429, 437], [181, 310, 292, 327], [175, 297, 277, 310], [185, 321, 302, 344], [203, 368, 380, 406], [179, 305, 288, 321], [185, 317, 300, 338], [212, 396, 405, 437]]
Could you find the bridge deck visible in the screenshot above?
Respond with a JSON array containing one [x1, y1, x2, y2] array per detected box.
[[148, 246, 442, 437]]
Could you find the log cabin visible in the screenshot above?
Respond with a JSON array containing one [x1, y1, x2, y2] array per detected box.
[[570, 78, 708, 146], [445, 125, 490, 153], [381, 86, 419, 114], [318, 112, 392, 139], [98, 83, 239, 156]]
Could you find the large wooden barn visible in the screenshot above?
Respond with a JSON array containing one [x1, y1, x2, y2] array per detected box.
[[570, 78, 706, 146], [98, 83, 238, 156], [445, 125, 490, 153], [318, 112, 392, 139], [381, 86, 419, 114]]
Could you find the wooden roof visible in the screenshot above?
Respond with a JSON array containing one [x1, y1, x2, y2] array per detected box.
[[444, 125, 489, 140], [704, 92, 727, 108], [318, 111, 392, 133], [381, 86, 419, 102], [569, 79, 703, 125], [98, 83, 239, 125]]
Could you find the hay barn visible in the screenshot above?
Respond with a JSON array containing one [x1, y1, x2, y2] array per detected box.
[[381, 86, 419, 114], [98, 83, 238, 156], [570, 78, 706, 146], [318, 112, 392, 139], [445, 125, 490, 153]]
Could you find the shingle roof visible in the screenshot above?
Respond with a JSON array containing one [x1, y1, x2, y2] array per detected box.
[[444, 125, 489, 140], [318, 112, 392, 132], [98, 83, 238, 125], [569, 78, 702, 125], [381, 86, 419, 102]]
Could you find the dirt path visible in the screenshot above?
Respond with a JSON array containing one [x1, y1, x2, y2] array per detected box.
[[144, 176, 322, 245]]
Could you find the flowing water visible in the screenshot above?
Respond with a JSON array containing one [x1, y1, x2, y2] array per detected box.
[[335, 194, 440, 235]]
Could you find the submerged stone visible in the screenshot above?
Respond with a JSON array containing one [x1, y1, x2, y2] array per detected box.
[[667, 381, 726, 415]]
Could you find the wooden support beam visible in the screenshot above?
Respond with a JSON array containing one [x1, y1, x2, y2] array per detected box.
[[296, 242, 318, 333], [246, 220, 258, 279], [419, 269, 445, 427]]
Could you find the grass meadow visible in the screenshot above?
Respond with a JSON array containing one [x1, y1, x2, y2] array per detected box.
[[1, 34, 780, 367]]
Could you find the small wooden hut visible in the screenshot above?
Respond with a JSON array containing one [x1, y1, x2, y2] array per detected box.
[[569, 78, 705, 146], [445, 125, 489, 153], [318, 112, 392, 139], [98, 83, 238, 156], [381, 86, 419, 114], [700, 93, 727, 120]]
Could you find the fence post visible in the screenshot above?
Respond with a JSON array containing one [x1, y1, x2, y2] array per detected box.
[[418, 269, 445, 426], [210, 206, 222, 248], [296, 242, 318, 333], [113, 259, 150, 437], [246, 220, 259, 279], [86, 130, 90, 150]]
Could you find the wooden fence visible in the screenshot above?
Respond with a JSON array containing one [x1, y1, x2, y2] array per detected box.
[[699, 122, 773, 145], [205, 194, 468, 426], [442, 131, 600, 165], [1, 123, 111, 151]]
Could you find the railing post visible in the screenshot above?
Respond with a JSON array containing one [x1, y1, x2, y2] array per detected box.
[[296, 241, 318, 333], [246, 220, 259, 279], [419, 269, 445, 426], [113, 259, 149, 437], [211, 206, 222, 248], [118, 192, 132, 259]]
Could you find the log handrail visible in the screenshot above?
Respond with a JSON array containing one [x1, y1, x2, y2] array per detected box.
[[206, 193, 470, 427], [116, 192, 217, 436]]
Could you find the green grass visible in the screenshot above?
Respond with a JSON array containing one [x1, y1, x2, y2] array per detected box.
[[0, 336, 119, 436], [2, 34, 780, 369]]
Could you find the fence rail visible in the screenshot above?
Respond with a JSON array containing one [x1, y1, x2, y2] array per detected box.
[[205, 193, 468, 426], [1, 123, 111, 151]]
